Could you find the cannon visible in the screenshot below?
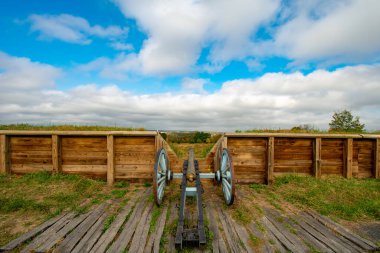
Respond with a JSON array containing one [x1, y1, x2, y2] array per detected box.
[[152, 147, 235, 248]]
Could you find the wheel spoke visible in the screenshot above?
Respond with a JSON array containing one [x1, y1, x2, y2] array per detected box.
[[157, 181, 165, 199], [222, 178, 232, 193], [157, 175, 166, 185], [221, 155, 227, 172], [159, 155, 167, 172]]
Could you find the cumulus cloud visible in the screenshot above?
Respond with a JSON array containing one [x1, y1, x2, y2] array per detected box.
[[112, 0, 279, 75], [273, 0, 380, 64], [100, 0, 380, 77], [181, 78, 209, 94], [0, 51, 61, 90], [29, 14, 128, 44], [1, 53, 380, 131]]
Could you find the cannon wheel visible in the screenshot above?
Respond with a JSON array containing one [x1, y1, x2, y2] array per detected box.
[[153, 148, 170, 206], [219, 148, 235, 205]]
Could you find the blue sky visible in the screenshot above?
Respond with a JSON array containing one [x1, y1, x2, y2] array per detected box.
[[0, 0, 380, 130]]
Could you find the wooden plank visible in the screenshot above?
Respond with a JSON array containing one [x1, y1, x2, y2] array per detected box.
[[35, 212, 90, 252], [20, 212, 75, 253], [0, 130, 157, 136], [264, 209, 310, 252], [52, 135, 61, 173], [10, 136, 52, 145], [0, 135, 9, 174], [114, 136, 155, 146], [0, 212, 67, 251], [55, 204, 107, 253], [289, 214, 336, 253], [151, 205, 168, 253], [61, 165, 107, 176], [222, 136, 228, 149], [164, 201, 177, 253], [205, 206, 220, 253], [267, 137, 274, 184], [261, 216, 300, 253], [225, 132, 365, 138], [107, 193, 149, 253], [313, 138, 321, 178], [299, 212, 362, 253], [306, 210, 378, 250], [91, 190, 145, 253], [344, 138, 353, 178], [11, 164, 53, 173], [71, 212, 108, 253], [107, 135, 114, 186], [128, 203, 154, 253], [375, 139, 379, 179]]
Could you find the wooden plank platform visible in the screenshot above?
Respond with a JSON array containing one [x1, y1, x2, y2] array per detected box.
[[1, 187, 379, 253]]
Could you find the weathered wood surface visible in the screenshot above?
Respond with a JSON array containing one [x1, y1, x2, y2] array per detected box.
[[10, 136, 53, 174], [2, 187, 379, 253], [0, 130, 157, 136]]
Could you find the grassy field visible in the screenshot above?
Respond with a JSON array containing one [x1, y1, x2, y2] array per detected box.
[[249, 175, 380, 221], [169, 143, 215, 159], [0, 172, 132, 246], [0, 124, 145, 131]]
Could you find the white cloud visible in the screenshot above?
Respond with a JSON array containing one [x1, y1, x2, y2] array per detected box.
[[272, 0, 380, 63], [110, 42, 134, 51], [181, 78, 209, 94], [106, 0, 380, 76], [112, 0, 279, 75], [29, 14, 128, 44], [0, 51, 61, 90], [1, 52, 380, 131]]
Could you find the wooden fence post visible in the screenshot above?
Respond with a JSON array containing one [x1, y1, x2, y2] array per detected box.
[[267, 137, 274, 184], [344, 138, 353, 179], [0, 135, 10, 174], [222, 136, 228, 149], [107, 135, 115, 186], [52, 135, 61, 173], [313, 138, 322, 178], [374, 139, 379, 179]]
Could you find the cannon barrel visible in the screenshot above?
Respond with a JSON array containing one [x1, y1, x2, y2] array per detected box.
[[187, 148, 196, 182]]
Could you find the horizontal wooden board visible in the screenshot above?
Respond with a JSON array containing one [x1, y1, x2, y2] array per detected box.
[[321, 139, 344, 176], [274, 138, 313, 147], [10, 136, 51, 146], [61, 165, 107, 176], [11, 164, 53, 174], [115, 152, 155, 165], [228, 138, 267, 146], [62, 158, 107, 165], [114, 145, 155, 153], [114, 136, 155, 146], [11, 144, 52, 151], [353, 140, 374, 178], [274, 166, 312, 174]]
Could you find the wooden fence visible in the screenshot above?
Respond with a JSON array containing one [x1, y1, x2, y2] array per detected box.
[[0, 131, 161, 185], [1, 131, 379, 185], [225, 133, 380, 184]]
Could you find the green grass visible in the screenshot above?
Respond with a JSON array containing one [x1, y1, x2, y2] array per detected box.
[[0, 123, 144, 131], [267, 175, 380, 221], [0, 171, 111, 246], [111, 189, 128, 198], [169, 143, 215, 159], [103, 214, 116, 231], [232, 205, 252, 224], [149, 206, 162, 233]]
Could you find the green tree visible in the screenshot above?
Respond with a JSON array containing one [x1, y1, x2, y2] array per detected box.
[[329, 110, 365, 132]]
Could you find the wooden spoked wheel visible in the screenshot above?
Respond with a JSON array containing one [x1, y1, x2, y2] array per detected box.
[[153, 148, 171, 206], [218, 148, 235, 205]]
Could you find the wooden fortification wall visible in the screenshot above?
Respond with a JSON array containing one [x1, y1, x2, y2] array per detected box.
[[0, 131, 159, 185], [1, 131, 379, 185], [225, 133, 380, 184]]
